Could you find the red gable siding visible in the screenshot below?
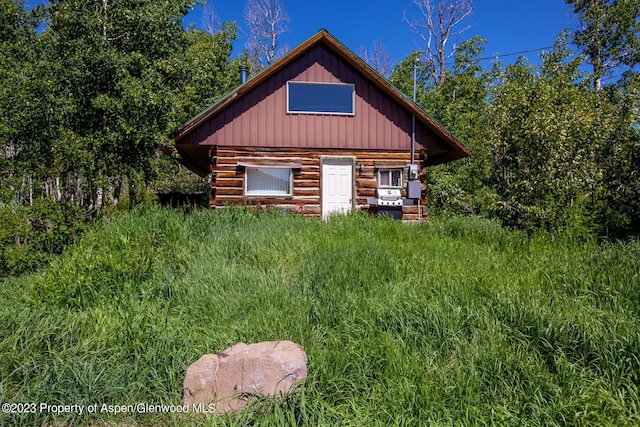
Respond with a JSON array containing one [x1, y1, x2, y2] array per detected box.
[[181, 44, 447, 152]]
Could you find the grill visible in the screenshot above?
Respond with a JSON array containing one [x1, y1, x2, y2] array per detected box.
[[368, 188, 403, 219], [375, 188, 403, 206]]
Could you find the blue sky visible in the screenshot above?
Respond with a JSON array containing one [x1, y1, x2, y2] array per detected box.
[[185, 0, 579, 68], [24, 0, 578, 67]]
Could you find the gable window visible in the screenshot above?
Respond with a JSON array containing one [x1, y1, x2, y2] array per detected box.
[[245, 167, 293, 196], [287, 81, 355, 115], [378, 169, 403, 188]]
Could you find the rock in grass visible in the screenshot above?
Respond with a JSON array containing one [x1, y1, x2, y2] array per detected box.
[[183, 340, 307, 414]]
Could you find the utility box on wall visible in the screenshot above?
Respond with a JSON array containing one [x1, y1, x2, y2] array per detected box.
[[408, 164, 419, 180], [407, 181, 422, 199]]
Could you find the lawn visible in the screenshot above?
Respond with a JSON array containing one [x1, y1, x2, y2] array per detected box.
[[1, 207, 639, 426]]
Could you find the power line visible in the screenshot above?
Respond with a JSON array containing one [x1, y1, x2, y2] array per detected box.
[[476, 46, 557, 62], [423, 44, 570, 67]]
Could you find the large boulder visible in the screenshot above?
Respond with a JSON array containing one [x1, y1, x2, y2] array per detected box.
[[183, 340, 307, 414]]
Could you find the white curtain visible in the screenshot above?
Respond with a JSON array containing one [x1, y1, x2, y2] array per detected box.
[[246, 168, 291, 195]]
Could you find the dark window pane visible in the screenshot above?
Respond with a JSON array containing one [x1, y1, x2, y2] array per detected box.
[[391, 170, 402, 187], [288, 82, 354, 114], [378, 169, 403, 188], [379, 170, 390, 186]]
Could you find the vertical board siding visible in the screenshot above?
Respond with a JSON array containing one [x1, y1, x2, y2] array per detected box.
[[186, 44, 434, 151]]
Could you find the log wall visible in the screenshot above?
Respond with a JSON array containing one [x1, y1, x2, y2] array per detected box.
[[210, 146, 428, 221]]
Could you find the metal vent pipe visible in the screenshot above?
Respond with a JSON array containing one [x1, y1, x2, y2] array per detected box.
[[239, 65, 249, 84]]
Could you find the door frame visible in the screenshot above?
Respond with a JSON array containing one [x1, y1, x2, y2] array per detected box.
[[320, 156, 356, 219]]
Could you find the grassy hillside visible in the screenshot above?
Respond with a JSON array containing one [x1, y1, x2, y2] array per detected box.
[[1, 207, 639, 426]]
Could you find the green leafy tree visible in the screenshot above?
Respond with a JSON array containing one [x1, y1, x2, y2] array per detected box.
[[0, 0, 43, 205], [566, 0, 640, 90], [421, 37, 495, 217], [180, 22, 246, 115], [39, 0, 198, 209], [487, 34, 607, 233], [389, 50, 430, 100], [0, 1, 247, 274], [597, 72, 640, 235], [152, 21, 248, 195], [392, 38, 494, 217]]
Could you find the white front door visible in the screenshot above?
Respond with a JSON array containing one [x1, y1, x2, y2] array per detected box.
[[322, 158, 354, 219]]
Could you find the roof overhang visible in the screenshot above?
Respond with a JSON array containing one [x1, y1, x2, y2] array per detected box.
[[162, 145, 210, 177]]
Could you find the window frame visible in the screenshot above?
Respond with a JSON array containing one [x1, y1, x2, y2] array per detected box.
[[377, 168, 404, 189], [286, 81, 355, 116], [244, 167, 294, 197]]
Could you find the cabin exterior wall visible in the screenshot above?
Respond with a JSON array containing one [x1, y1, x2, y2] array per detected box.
[[210, 146, 428, 221]]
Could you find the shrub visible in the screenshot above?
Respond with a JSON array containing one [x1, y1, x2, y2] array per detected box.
[[0, 198, 87, 276]]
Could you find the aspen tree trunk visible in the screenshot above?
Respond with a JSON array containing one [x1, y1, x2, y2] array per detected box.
[[55, 177, 61, 201], [113, 176, 123, 207], [95, 188, 104, 210]]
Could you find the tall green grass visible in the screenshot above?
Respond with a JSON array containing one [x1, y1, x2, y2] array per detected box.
[[1, 206, 638, 426]]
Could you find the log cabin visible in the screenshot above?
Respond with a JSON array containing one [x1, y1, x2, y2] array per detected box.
[[171, 29, 469, 220]]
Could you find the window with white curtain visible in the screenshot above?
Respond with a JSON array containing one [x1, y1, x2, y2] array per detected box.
[[245, 168, 292, 196]]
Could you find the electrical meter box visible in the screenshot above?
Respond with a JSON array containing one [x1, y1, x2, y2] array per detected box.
[[407, 181, 422, 199], [408, 164, 419, 180]]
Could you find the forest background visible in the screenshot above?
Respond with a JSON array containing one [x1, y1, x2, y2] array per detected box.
[[1, 0, 639, 276]]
